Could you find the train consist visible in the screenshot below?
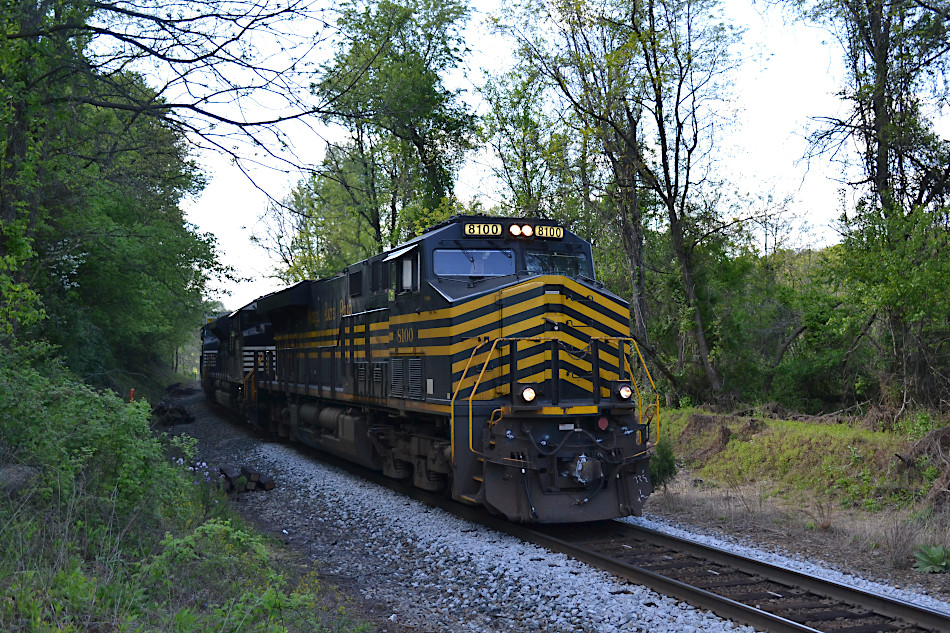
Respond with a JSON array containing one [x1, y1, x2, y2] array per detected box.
[[201, 215, 659, 522]]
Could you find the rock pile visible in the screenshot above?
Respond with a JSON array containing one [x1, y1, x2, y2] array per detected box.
[[218, 465, 275, 494], [152, 401, 195, 426]]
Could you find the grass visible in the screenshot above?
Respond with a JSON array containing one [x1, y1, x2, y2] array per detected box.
[[662, 408, 938, 509], [0, 342, 369, 633], [652, 406, 950, 573]]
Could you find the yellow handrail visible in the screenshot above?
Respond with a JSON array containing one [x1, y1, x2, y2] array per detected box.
[[449, 339, 489, 462], [448, 335, 661, 462], [631, 339, 661, 442], [242, 368, 256, 403]]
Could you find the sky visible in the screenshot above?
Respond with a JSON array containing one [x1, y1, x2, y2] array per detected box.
[[183, 0, 854, 312]]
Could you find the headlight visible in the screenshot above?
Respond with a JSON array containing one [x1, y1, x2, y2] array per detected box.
[[508, 224, 534, 237], [521, 386, 537, 402], [617, 385, 633, 400]]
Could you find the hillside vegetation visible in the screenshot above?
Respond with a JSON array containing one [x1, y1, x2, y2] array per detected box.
[[652, 407, 950, 572], [663, 408, 950, 511], [0, 343, 367, 632]]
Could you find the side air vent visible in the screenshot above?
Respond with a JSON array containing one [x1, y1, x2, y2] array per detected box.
[[408, 357, 423, 400], [391, 358, 405, 397]]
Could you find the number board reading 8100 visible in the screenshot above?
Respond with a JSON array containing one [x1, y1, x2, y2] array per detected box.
[[535, 225, 564, 239], [463, 223, 502, 236]]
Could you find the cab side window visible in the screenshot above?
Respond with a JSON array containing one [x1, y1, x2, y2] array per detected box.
[[371, 260, 389, 293], [395, 253, 418, 294]]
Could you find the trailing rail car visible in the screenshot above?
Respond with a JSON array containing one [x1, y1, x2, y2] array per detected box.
[[201, 215, 659, 522], [200, 304, 275, 415]]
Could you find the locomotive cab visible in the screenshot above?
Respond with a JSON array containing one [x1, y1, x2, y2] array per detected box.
[[381, 217, 658, 522]]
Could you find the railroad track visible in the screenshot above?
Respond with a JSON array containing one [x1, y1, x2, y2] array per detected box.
[[222, 418, 950, 633], [465, 514, 950, 633], [322, 456, 950, 633]]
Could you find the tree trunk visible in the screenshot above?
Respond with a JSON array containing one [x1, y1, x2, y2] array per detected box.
[[669, 211, 722, 392]]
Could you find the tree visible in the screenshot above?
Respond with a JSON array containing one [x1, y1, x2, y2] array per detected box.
[[0, 0, 316, 383], [792, 0, 950, 408], [480, 66, 579, 221], [265, 142, 386, 281], [494, 0, 739, 393], [22, 73, 220, 388], [259, 0, 477, 279], [1, 0, 338, 245], [316, 0, 476, 214]]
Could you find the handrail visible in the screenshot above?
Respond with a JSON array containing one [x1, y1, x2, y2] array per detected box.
[[449, 335, 661, 462], [242, 367, 256, 403], [631, 338, 661, 442], [449, 339, 489, 462], [450, 336, 551, 462]]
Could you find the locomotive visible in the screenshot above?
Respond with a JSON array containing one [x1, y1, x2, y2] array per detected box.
[[201, 215, 659, 522]]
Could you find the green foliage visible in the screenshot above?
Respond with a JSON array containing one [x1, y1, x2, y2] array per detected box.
[[0, 343, 366, 632], [144, 519, 275, 607], [671, 412, 930, 509], [0, 223, 44, 338], [270, 156, 384, 282], [832, 203, 950, 406], [894, 411, 940, 440], [321, 0, 475, 210], [649, 437, 678, 490], [796, 1, 950, 408], [913, 545, 950, 573], [0, 343, 177, 519], [34, 90, 220, 392], [1, 1, 224, 391], [480, 66, 581, 221], [268, 0, 477, 280]]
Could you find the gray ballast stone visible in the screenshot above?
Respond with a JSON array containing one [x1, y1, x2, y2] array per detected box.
[[240, 438, 950, 632], [0, 463, 38, 496], [245, 442, 761, 633]]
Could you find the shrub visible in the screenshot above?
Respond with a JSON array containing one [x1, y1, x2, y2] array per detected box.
[[913, 545, 950, 573], [0, 342, 367, 632], [650, 437, 678, 490]]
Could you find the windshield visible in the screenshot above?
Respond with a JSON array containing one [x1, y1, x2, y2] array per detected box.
[[433, 248, 516, 277], [525, 251, 594, 278]]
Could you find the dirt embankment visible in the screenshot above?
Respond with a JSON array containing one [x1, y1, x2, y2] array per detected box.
[[650, 410, 950, 604]]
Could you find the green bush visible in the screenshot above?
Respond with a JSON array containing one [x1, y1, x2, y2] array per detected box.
[[650, 437, 678, 490], [0, 342, 367, 633], [913, 545, 950, 573], [894, 411, 940, 440]]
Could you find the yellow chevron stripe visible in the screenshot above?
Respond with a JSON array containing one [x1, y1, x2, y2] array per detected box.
[[448, 328, 626, 375], [455, 350, 551, 393], [274, 277, 629, 350], [391, 276, 628, 330]]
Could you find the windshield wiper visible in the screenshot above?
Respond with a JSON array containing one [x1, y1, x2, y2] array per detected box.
[[453, 240, 474, 263], [485, 240, 512, 257]]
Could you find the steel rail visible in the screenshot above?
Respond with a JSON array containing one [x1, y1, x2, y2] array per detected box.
[[447, 504, 825, 633], [618, 523, 950, 633]]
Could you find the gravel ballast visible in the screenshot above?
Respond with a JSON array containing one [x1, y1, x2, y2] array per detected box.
[[238, 442, 759, 633], [174, 392, 950, 632]]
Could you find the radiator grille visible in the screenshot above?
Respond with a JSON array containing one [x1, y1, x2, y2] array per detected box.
[[391, 358, 404, 397], [408, 358, 423, 399]]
